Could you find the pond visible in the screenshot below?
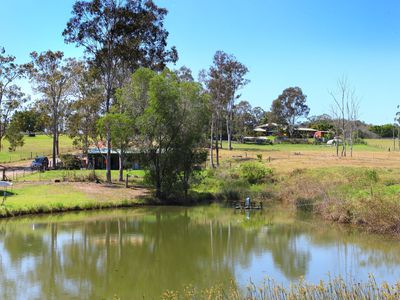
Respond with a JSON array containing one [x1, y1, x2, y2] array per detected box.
[[0, 205, 399, 299]]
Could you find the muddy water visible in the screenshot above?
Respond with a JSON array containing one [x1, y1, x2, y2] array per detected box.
[[0, 206, 399, 299]]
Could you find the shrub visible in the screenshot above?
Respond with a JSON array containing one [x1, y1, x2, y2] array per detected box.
[[59, 154, 82, 170], [240, 162, 272, 184]]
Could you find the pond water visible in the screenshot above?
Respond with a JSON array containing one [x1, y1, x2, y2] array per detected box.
[[0, 206, 399, 299]]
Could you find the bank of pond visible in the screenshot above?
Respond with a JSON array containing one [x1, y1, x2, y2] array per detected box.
[[0, 206, 400, 299]]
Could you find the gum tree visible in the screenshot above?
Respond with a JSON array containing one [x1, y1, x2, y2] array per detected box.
[[0, 47, 28, 150], [28, 51, 76, 168], [63, 0, 177, 182]]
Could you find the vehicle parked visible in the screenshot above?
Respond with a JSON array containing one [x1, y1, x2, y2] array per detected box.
[[327, 138, 343, 145], [31, 156, 49, 170]]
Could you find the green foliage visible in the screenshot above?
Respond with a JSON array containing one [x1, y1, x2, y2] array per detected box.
[[369, 124, 395, 138], [365, 169, 379, 183], [59, 154, 81, 170], [270, 87, 310, 137], [120, 68, 209, 200], [5, 120, 24, 151], [12, 109, 46, 133], [240, 162, 272, 184]]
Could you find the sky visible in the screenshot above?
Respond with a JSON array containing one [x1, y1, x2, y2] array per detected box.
[[1, 0, 400, 124]]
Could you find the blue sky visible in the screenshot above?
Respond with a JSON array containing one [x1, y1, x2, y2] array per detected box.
[[1, 0, 400, 124]]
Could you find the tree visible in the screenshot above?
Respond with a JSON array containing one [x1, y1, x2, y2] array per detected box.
[[252, 106, 266, 126], [307, 114, 335, 131], [12, 109, 47, 134], [207, 51, 248, 151], [97, 113, 134, 182], [270, 87, 310, 137], [63, 0, 178, 183], [0, 47, 28, 150], [67, 63, 103, 155], [233, 100, 256, 142], [5, 119, 24, 151], [122, 68, 209, 200], [28, 51, 76, 168], [330, 77, 359, 157]]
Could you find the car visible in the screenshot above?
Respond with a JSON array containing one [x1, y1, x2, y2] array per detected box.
[[31, 156, 49, 170], [327, 138, 343, 145]]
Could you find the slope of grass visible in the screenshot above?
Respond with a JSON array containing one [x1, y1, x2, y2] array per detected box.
[[0, 135, 74, 163], [0, 182, 146, 218]]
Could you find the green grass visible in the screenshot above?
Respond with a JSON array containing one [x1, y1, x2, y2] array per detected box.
[[0, 135, 74, 163], [0, 183, 145, 218], [222, 140, 385, 152], [16, 169, 145, 183], [159, 275, 400, 300], [366, 138, 400, 151]]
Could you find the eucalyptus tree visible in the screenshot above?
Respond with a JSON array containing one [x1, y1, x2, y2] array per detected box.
[[67, 63, 103, 156], [28, 50, 76, 168], [270, 87, 310, 137], [204, 51, 248, 163], [0, 47, 28, 150], [208, 51, 249, 150], [97, 113, 134, 181], [119, 68, 209, 200], [63, 0, 178, 182]]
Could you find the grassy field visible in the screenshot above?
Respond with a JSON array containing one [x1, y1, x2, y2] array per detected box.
[[0, 181, 148, 218], [0, 135, 74, 163], [15, 169, 145, 183], [366, 138, 400, 150]]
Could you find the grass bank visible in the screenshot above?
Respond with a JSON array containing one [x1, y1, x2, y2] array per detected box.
[[159, 276, 400, 300], [0, 169, 149, 218], [195, 151, 400, 236], [278, 167, 400, 235]]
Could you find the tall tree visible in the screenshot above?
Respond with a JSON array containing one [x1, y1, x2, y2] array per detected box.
[[28, 51, 76, 168], [97, 113, 134, 182], [121, 68, 209, 199], [63, 0, 177, 183], [0, 47, 28, 150], [67, 63, 103, 156], [270, 87, 310, 137], [233, 100, 256, 142], [12, 108, 47, 134], [207, 51, 248, 151]]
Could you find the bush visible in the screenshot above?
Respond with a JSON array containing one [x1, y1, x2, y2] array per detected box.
[[59, 154, 82, 170], [240, 162, 272, 184]]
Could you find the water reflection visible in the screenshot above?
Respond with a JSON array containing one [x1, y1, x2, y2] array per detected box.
[[0, 206, 399, 299]]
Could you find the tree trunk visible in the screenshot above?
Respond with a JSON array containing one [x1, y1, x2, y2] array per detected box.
[[215, 118, 219, 166], [118, 152, 124, 182], [227, 115, 232, 150], [209, 117, 214, 168], [52, 130, 57, 169], [106, 132, 112, 182]]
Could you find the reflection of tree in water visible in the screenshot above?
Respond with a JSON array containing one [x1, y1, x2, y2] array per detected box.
[[0, 207, 399, 298], [261, 225, 310, 279]]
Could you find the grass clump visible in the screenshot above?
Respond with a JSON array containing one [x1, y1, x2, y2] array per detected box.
[[160, 276, 400, 300], [240, 161, 273, 184]]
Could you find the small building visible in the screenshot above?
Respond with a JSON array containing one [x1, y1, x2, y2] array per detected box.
[[87, 148, 142, 170]]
